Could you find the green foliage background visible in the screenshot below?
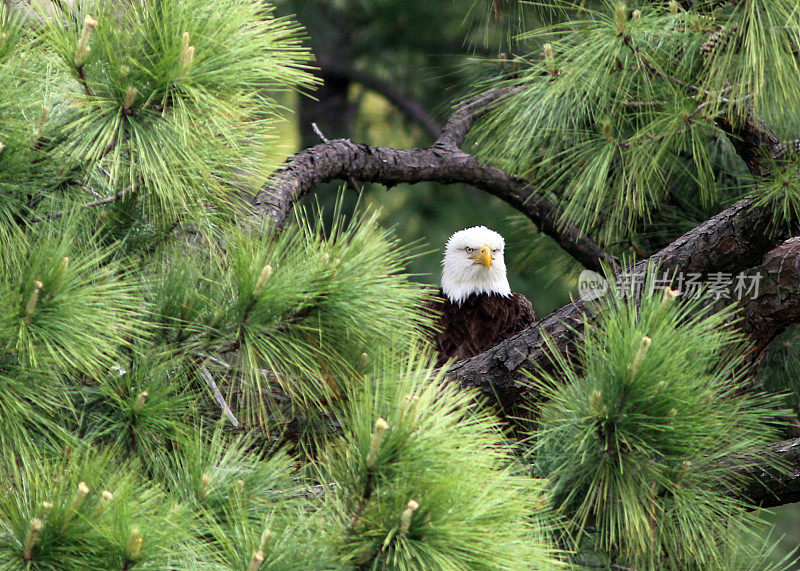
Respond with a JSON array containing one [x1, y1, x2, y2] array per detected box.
[[0, 0, 798, 568]]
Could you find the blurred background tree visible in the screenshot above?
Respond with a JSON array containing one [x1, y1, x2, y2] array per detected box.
[[276, 0, 573, 315]]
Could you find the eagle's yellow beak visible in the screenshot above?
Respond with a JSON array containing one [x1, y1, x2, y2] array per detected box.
[[472, 245, 492, 270]]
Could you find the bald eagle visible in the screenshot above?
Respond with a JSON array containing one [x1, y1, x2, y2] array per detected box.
[[426, 226, 536, 367]]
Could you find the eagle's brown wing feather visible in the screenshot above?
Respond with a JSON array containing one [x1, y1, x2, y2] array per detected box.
[[424, 289, 536, 367]]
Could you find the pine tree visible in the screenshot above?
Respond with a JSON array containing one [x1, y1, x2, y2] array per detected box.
[[1, 0, 799, 569]]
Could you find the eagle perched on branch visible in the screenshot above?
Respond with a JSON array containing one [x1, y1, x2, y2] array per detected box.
[[426, 226, 536, 367]]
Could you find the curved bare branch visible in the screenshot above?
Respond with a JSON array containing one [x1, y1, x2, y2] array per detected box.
[[251, 90, 612, 271]]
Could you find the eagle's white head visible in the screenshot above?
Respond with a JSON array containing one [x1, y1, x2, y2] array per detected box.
[[441, 225, 512, 305]]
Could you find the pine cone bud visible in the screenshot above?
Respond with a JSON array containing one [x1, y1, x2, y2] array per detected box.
[[543, 42, 557, 77], [590, 389, 603, 416], [614, 3, 627, 35], [700, 25, 737, 60], [61, 481, 89, 531], [123, 86, 137, 111], [630, 335, 651, 375], [25, 280, 43, 318], [127, 527, 143, 559], [254, 264, 273, 295], [74, 15, 98, 67], [23, 518, 43, 561], [366, 418, 389, 468], [134, 391, 148, 410], [400, 499, 419, 535], [248, 550, 265, 571], [663, 287, 680, 301], [601, 119, 614, 142], [178, 31, 195, 78], [675, 460, 691, 487]]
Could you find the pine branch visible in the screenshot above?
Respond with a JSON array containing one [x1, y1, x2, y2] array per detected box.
[[715, 111, 784, 178], [76, 65, 92, 97], [252, 90, 614, 271], [29, 182, 140, 223], [446, 101, 795, 403], [739, 237, 800, 353]]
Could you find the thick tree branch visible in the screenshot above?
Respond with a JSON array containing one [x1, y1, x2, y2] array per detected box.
[[433, 88, 518, 149], [446, 100, 795, 408], [253, 140, 612, 270], [716, 112, 784, 178], [446, 229, 800, 511], [733, 437, 800, 509], [252, 91, 613, 271]]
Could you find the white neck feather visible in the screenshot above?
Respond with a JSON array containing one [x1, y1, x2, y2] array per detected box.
[[441, 257, 511, 305]]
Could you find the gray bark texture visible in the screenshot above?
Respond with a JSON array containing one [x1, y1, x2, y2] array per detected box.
[[733, 437, 800, 508]]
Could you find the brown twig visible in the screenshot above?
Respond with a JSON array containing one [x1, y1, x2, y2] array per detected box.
[[311, 122, 362, 195], [29, 181, 141, 223], [76, 66, 93, 97]]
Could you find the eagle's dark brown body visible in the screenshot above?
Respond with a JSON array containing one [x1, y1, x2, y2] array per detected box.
[[426, 289, 535, 367]]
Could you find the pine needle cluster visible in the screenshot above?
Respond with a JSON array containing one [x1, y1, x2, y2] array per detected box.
[[1, 3, 561, 563], [3, 2, 540, 567], [470, 0, 800, 246], [1, 0, 796, 568], [0, 434, 329, 569], [318, 349, 560, 569], [532, 273, 788, 568], [4, 0, 317, 226]]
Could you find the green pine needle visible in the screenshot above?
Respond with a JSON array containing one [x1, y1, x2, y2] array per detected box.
[[531, 268, 788, 568], [319, 347, 561, 569]]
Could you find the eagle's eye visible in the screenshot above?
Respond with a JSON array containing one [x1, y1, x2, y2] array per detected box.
[[465, 247, 474, 254], [493, 249, 500, 254]]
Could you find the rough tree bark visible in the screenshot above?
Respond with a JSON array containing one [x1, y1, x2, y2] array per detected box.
[[447, 109, 795, 407], [447, 199, 791, 409], [734, 437, 800, 509]]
